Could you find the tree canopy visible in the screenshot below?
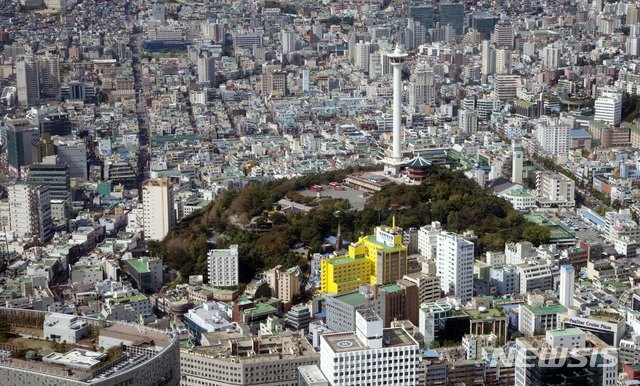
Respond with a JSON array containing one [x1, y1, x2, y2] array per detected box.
[[152, 166, 549, 283]]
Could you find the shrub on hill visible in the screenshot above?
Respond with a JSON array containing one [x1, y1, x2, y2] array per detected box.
[[151, 166, 549, 283]]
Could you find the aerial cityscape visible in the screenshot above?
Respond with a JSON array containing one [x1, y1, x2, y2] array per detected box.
[[2, 0, 640, 385]]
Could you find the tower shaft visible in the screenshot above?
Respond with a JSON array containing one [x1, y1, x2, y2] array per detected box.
[[392, 62, 402, 159]]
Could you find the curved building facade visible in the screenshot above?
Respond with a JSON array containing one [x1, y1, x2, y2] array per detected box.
[[0, 308, 180, 386]]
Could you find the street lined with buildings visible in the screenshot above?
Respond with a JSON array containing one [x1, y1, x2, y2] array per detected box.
[[3, 0, 640, 385]]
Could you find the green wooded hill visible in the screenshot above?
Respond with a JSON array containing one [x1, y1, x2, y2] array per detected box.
[[149, 166, 549, 283]]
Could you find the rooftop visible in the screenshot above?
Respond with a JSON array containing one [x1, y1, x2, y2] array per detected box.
[[587, 310, 624, 323], [326, 256, 368, 266], [145, 178, 171, 188], [548, 328, 584, 337], [111, 294, 147, 304], [191, 332, 316, 362], [198, 286, 236, 294], [207, 248, 236, 258], [242, 302, 276, 316], [570, 129, 592, 139], [364, 235, 405, 253], [333, 291, 367, 307], [405, 156, 430, 168], [323, 333, 365, 352], [464, 308, 506, 320], [518, 330, 610, 353], [516, 100, 535, 108], [127, 258, 149, 273], [298, 365, 327, 383], [523, 304, 568, 315], [524, 214, 550, 224], [549, 225, 575, 239], [42, 349, 106, 371], [380, 284, 404, 294], [323, 327, 417, 353], [503, 188, 535, 197], [0, 313, 174, 382], [99, 323, 172, 346]]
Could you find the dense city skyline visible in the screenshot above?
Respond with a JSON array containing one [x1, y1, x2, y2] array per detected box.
[[1, 0, 640, 385]]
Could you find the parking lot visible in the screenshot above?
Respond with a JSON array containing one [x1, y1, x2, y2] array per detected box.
[[548, 210, 616, 256], [300, 185, 368, 210]]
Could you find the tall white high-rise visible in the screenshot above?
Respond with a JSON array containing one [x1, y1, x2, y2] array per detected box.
[[368, 53, 381, 80], [354, 41, 371, 72], [592, 0, 604, 12], [495, 48, 511, 74], [406, 19, 428, 48], [512, 139, 523, 184], [201, 21, 225, 44], [536, 171, 576, 207], [281, 30, 296, 54], [436, 231, 474, 303], [16, 56, 40, 107], [481, 40, 495, 84], [207, 244, 239, 287], [522, 40, 536, 57], [197, 55, 215, 84], [594, 92, 622, 126], [541, 45, 560, 69], [8, 183, 52, 243], [319, 309, 420, 386], [627, 36, 640, 57], [301, 67, 310, 92], [627, 4, 638, 26], [559, 265, 575, 308], [458, 109, 478, 134], [403, 24, 415, 51], [535, 118, 570, 157], [409, 62, 435, 112], [143, 177, 176, 241], [418, 221, 442, 259]]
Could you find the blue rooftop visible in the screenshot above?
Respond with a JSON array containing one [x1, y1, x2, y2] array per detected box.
[[405, 156, 431, 168], [424, 349, 439, 358], [579, 208, 606, 228], [570, 129, 592, 139]]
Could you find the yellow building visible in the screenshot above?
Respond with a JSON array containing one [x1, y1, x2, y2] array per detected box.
[[320, 221, 408, 295], [321, 256, 371, 295]]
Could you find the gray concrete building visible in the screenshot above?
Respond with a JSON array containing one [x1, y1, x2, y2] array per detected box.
[[0, 309, 180, 386], [180, 330, 318, 386]]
